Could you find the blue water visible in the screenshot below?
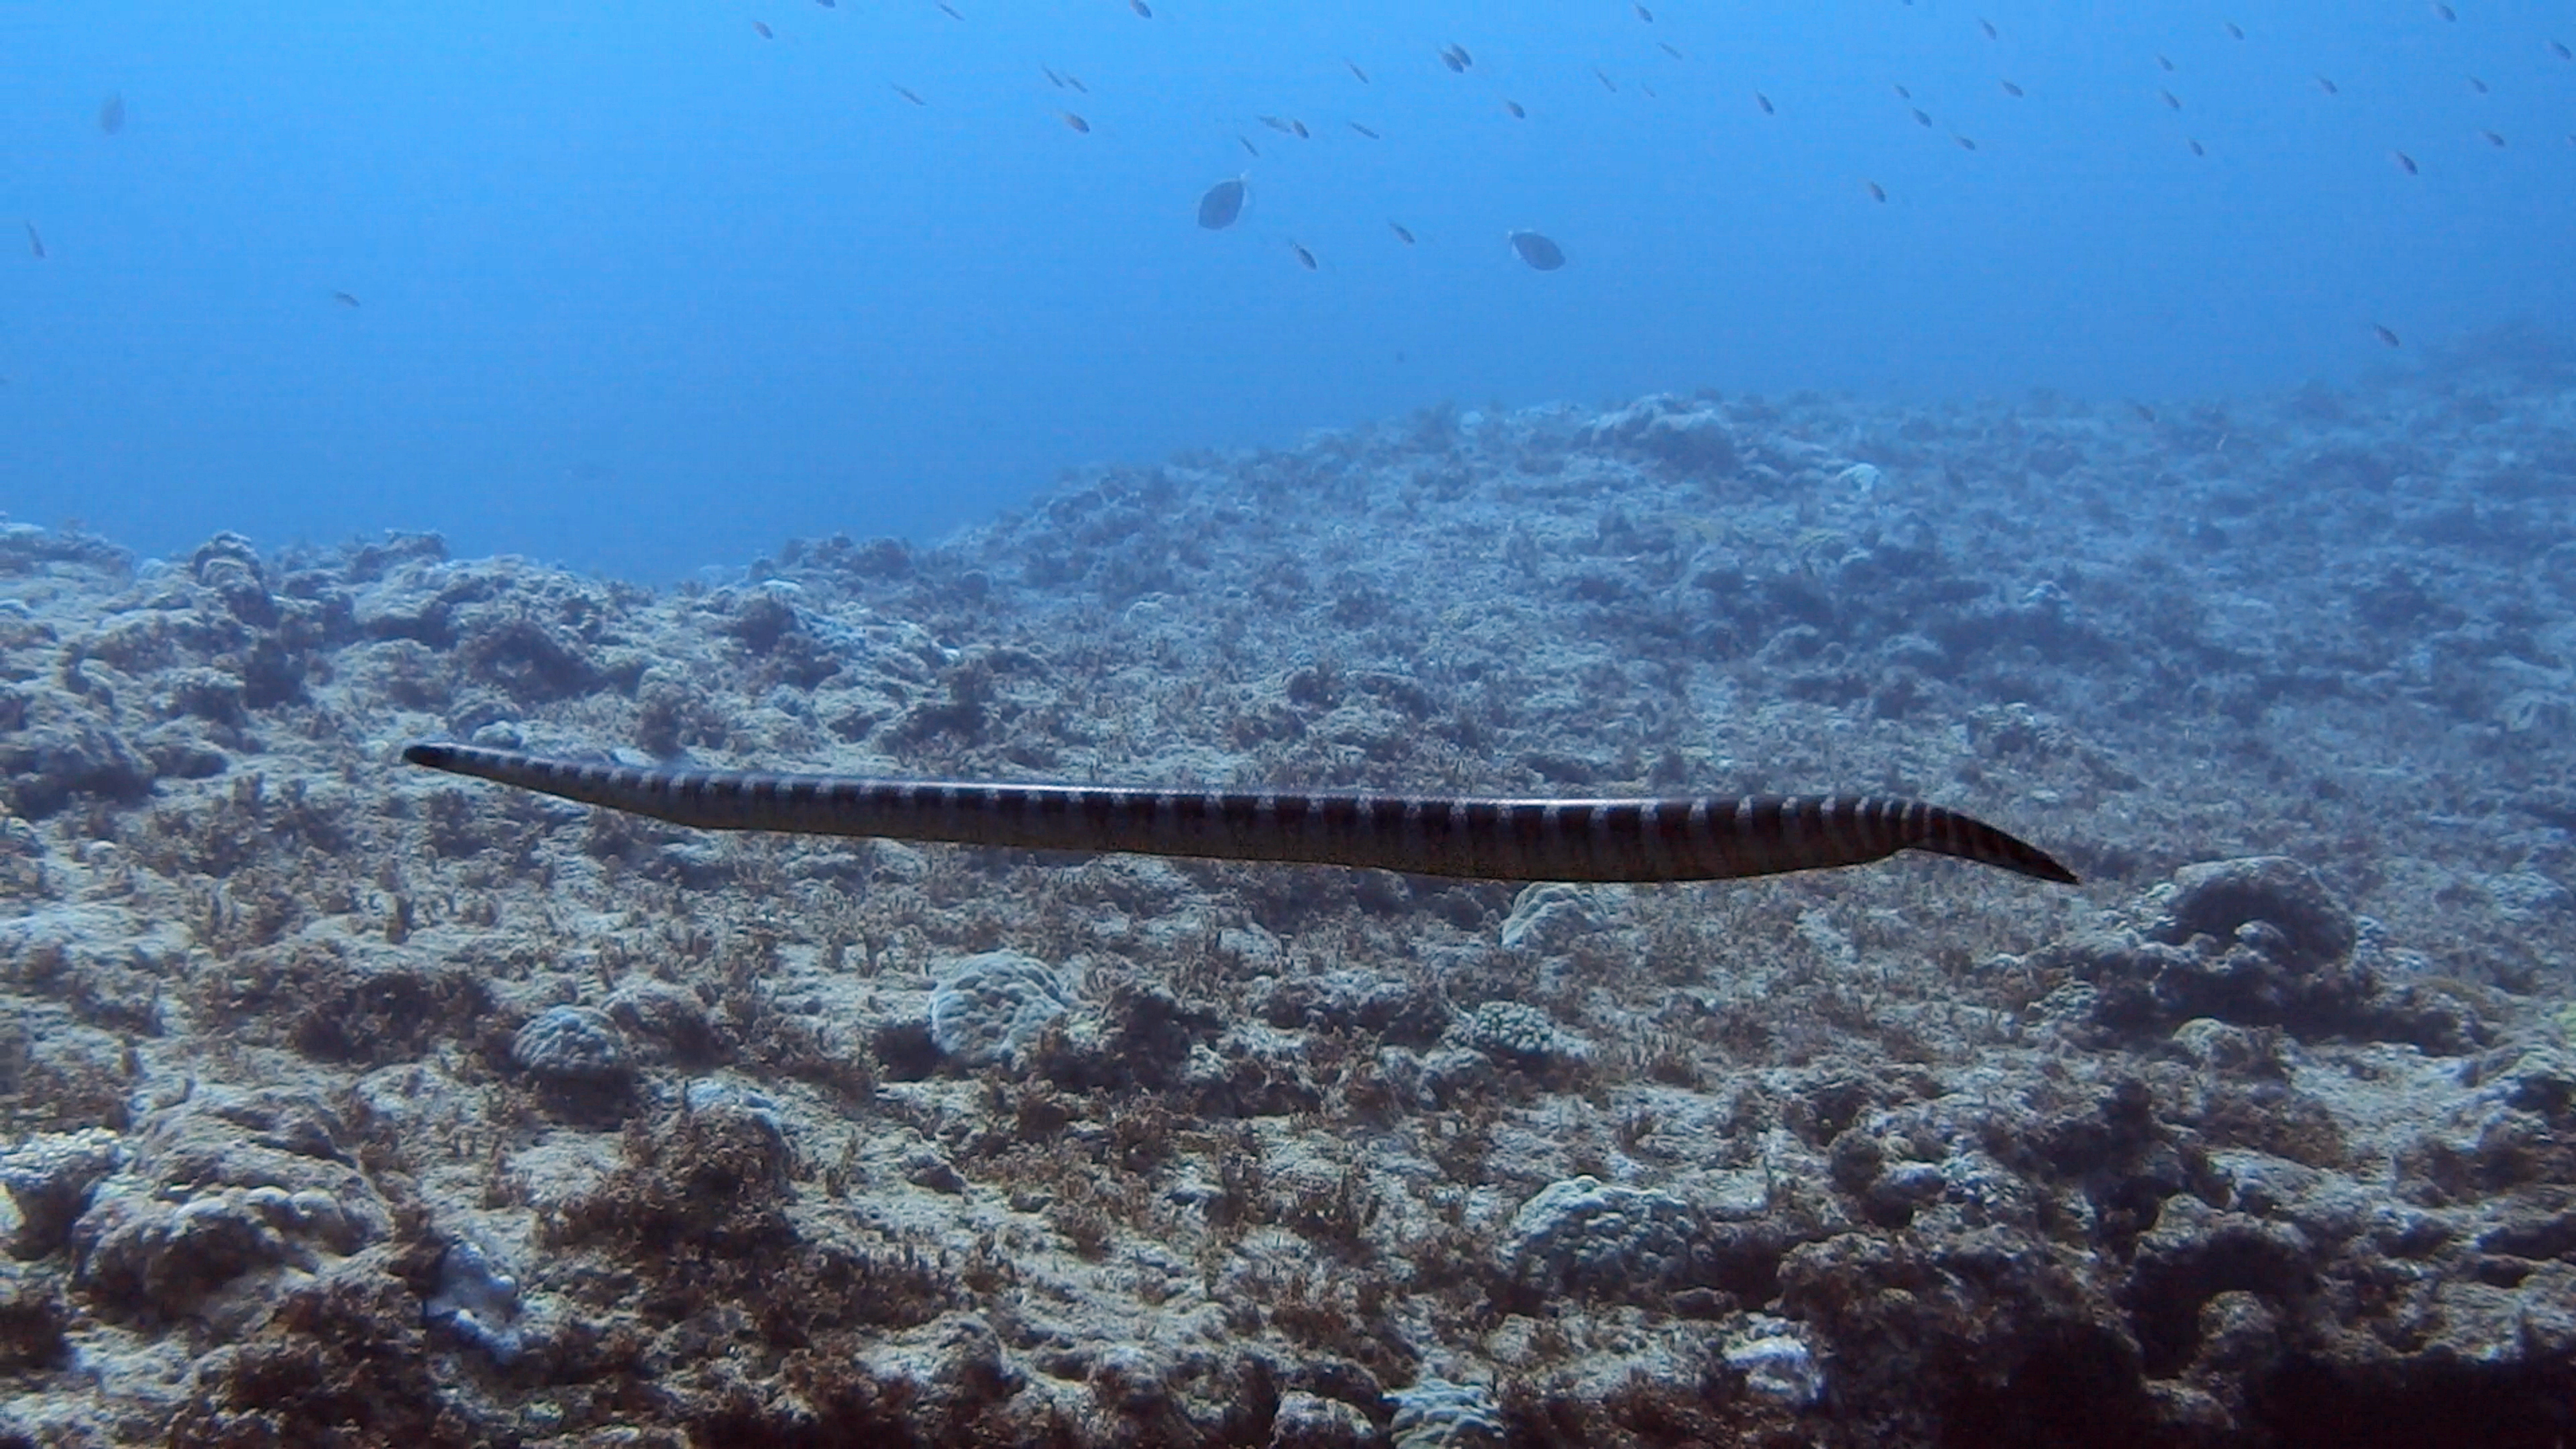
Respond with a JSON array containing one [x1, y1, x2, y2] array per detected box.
[[4, 0, 2569, 580]]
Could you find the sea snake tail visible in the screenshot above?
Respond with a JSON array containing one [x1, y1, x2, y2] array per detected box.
[[400, 742, 2078, 885]]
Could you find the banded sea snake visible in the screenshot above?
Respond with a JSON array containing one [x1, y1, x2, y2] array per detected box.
[[403, 742, 2076, 886]]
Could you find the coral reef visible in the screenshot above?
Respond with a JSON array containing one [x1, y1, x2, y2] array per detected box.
[[5, 358, 2576, 1444]]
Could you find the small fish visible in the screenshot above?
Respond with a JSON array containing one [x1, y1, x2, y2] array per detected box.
[[331, 290, 361, 307], [1064, 74, 1088, 94], [1754, 91, 1774, 114], [1450, 44, 1472, 68], [1043, 66, 1065, 87], [99, 93, 125, 135], [1348, 120, 1380, 139], [2553, 40, 2572, 60], [1059, 111, 1090, 132], [938, 1, 961, 17], [1238, 134, 1259, 156], [1507, 229, 1565, 270], [2316, 75, 2339, 95], [892, 85, 925, 105], [1502, 98, 1525, 119], [1594, 67, 1617, 92], [1291, 241, 1317, 270], [815, 0, 834, 7], [1130, 0, 1150, 15], [1658, 41, 1683, 59], [1979, 17, 1998, 40], [1639, 82, 1656, 97], [752, 20, 773, 38], [2479, 128, 2506, 146], [2373, 323, 2401, 347], [1634, 2, 1654, 19], [1953, 132, 1978, 150], [1197, 176, 1246, 229], [2160, 88, 2182, 110], [2465, 75, 2488, 95], [25, 222, 43, 260], [2392, 150, 2418, 174], [1866, 179, 1887, 202], [2130, 402, 2157, 423], [2432, 2, 2454, 18], [2187, 137, 2206, 156], [1346, 59, 1370, 83], [1290, 118, 1309, 138], [1441, 49, 1464, 73], [1257, 114, 1295, 133], [2225, 20, 2245, 39], [1999, 79, 2024, 97], [1911, 107, 1932, 127], [1389, 221, 1415, 244], [1893, 84, 1912, 100], [2157, 54, 2176, 72]]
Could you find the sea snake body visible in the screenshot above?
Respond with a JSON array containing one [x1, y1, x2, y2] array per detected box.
[[402, 742, 2076, 886]]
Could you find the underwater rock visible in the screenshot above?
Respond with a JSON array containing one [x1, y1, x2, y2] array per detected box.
[[0, 1275, 68, 1371], [1498, 881, 1601, 954], [189, 533, 278, 629], [903, 1148, 967, 1193], [2489, 1045, 2576, 1120], [1252, 967, 1447, 1044], [424, 1236, 525, 1366], [1385, 1377, 1505, 1449], [73, 1189, 292, 1313], [1457, 999, 1590, 1069], [0, 1127, 125, 1258], [75, 1181, 364, 1316], [606, 980, 721, 1066], [511, 1005, 631, 1088], [341, 529, 447, 584], [460, 611, 606, 705], [66, 1091, 390, 1317], [1583, 393, 1739, 477], [350, 556, 473, 644], [2398, 1044, 2576, 1196], [0, 704, 152, 818], [2158, 856, 2357, 969], [927, 950, 1071, 1067], [2049, 858, 2408, 1042], [1269, 1389, 1374, 1448], [1377, 1043, 1501, 1112], [722, 588, 802, 655], [1721, 1313, 1826, 1406], [0, 522, 127, 572], [1502, 1174, 1700, 1295], [683, 1077, 786, 1145], [1032, 972, 1229, 1095], [136, 719, 231, 781]]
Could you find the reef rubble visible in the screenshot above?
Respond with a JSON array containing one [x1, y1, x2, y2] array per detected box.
[[4, 355, 2576, 1445]]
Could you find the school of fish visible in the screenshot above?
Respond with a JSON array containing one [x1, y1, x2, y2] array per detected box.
[[770, 0, 2551, 332], [21, 2, 2571, 346]]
